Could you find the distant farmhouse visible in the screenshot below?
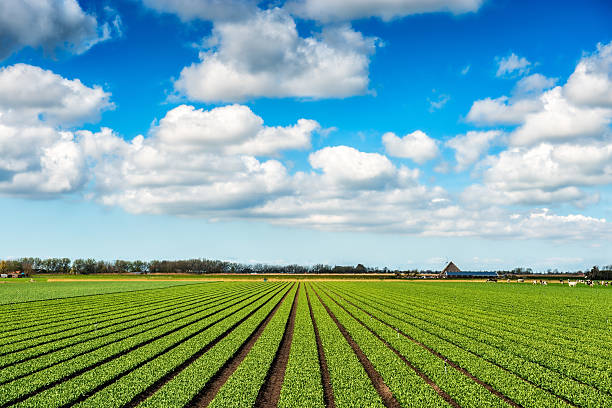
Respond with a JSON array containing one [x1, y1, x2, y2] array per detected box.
[[439, 262, 498, 278]]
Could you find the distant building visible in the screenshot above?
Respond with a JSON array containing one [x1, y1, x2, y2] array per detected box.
[[442, 261, 461, 274], [439, 262, 497, 278]]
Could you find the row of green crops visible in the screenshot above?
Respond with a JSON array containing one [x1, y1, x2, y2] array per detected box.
[[59, 284, 291, 408], [306, 285, 384, 407], [278, 285, 325, 408]]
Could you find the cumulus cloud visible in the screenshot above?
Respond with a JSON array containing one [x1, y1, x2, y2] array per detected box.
[[0, 0, 120, 59], [151, 104, 319, 156], [139, 0, 256, 21], [466, 96, 542, 126], [462, 139, 612, 208], [90, 104, 320, 213], [174, 8, 377, 102], [0, 126, 87, 196], [469, 42, 612, 142], [382, 130, 439, 163], [446, 130, 500, 171], [513, 73, 556, 96], [483, 142, 612, 192], [309, 146, 397, 190], [286, 0, 485, 22], [510, 86, 611, 146], [564, 41, 612, 108], [0, 64, 114, 197], [496, 53, 531, 77], [0, 64, 113, 126], [462, 42, 612, 211]]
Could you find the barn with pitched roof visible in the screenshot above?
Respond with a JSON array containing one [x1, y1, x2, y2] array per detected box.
[[439, 262, 497, 278]]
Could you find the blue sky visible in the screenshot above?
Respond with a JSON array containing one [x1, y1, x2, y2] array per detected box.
[[1, 0, 611, 271]]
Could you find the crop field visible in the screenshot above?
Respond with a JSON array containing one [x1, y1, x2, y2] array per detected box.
[[0, 281, 205, 305], [0, 280, 609, 407]]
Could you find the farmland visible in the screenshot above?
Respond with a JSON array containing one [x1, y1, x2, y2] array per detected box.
[[0, 280, 609, 407]]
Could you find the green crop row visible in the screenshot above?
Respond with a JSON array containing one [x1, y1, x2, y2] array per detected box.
[[278, 284, 325, 408], [329, 284, 569, 408], [317, 284, 511, 408], [0, 283, 220, 344]]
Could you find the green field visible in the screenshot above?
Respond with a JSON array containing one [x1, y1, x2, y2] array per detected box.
[[0, 281, 205, 304], [0, 280, 609, 407]]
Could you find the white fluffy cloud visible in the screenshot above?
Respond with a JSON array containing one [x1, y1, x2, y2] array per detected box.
[[511, 87, 611, 146], [483, 142, 612, 192], [0, 126, 87, 196], [446, 130, 500, 171], [286, 0, 484, 22], [466, 96, 542, 126], [468, 42, 612, 148], [564, 42, 612, 108], [514, 73, 557, 96], [382, 130, 439, 163], [0, 64, 113, 126], [0, 0, 119, 59], [496, 53, 531, 77], [462, 42, 612, 212], [174, 8, 377, 102], [0, 64, 113, 197], [91, 104, 320, 214], [462, 139, 612, 208], [139, 0, 256, 21], [466, 74, 556, 125], [309, 146, 398, 190], [151, 104, 319, 156]]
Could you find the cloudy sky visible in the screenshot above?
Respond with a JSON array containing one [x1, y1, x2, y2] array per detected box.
[[1, 0, 611, 271]]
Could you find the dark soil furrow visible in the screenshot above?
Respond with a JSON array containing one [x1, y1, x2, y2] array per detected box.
[[254, 283, 300, 407], [185, 284, 295, 408], [312, 288, 401, 408], [306, 285, 335, 408]]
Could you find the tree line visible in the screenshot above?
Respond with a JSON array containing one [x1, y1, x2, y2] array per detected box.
[[0, 258, 391, 275], [1, 257, 610, 278]]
